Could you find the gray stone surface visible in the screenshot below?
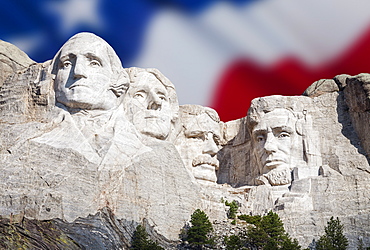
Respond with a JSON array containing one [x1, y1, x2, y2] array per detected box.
[[0, 40, 35, 88], [2, 33, 370, 249]]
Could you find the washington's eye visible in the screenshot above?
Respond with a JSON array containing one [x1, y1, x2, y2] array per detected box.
[[62, 61, 72, 68], [90, 60, 101, 67], [278, 132, 290, 139]]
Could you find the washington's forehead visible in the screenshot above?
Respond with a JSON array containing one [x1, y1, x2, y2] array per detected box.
[[60, 39, 109, 57]]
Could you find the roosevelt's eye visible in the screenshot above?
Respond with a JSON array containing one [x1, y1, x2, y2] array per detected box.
[[62, 61, 72, 68], [188, 131, 205, 141], [90, 60, 101, 67], [278, 132, 290, 139], [190, 135, 205, 141], [213, 135, 221, 145]]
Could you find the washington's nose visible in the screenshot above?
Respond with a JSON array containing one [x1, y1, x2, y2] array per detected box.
[[264, 133, 278, 153], [203, 133, 219, 157], [73, 59, 87, 79], [147, 94, 162, 110]]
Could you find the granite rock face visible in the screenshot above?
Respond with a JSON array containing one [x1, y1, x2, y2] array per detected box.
[[1, 33, 370, 249]]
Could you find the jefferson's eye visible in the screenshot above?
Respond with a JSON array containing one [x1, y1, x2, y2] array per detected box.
[[90, 60, 101, 67], [278, 132, 290, 139], [62, 61, 72, 68], [134, 92, 145, 99], [157, 94, 167, 101]]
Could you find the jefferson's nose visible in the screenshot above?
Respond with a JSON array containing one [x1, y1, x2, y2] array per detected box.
[[147, 94, 162, 110]]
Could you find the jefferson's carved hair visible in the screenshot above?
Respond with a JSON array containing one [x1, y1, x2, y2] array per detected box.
[[126, 67, 179, 121]]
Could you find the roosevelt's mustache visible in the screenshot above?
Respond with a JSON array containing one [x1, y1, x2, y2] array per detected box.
[[192, 154, 219, 169]]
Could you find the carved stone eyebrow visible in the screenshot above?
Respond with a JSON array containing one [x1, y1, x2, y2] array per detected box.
[[84, 52, 103, 65], [184, 129, 207, 138], [252, 128, 267, 136], [271, 125, 294, 134], [59, 53, 75, 62]]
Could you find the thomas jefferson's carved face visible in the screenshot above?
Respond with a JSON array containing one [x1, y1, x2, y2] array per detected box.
[[55, 36, 117, 110], [124, 72, 173, 140]]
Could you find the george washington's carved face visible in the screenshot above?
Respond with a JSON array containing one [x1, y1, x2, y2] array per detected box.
[[54, 34, 120, 110]]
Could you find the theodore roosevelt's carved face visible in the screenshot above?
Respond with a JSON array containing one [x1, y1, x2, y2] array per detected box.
[[175, 105, 221, 184], [124, 71, 173, 140], [252, 108, 299, 185], [54, 34, 120, 110]]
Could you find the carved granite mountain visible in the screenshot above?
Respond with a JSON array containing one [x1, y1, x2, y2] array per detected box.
[[1, 33, 370, 249]]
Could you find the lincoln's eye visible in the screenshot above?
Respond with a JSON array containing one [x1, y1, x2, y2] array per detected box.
[[278, 132, 290, 139], [256, 135, 265, 142]]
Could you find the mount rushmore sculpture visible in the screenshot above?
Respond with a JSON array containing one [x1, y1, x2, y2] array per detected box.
[[1, 32, 370, 249]]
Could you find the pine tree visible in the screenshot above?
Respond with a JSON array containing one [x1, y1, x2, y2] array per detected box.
[[224, 234, 245, 250], [225, 200, 239, 219], [316, 217, 348, 250], [131, 225, 164, 250], [187, 209, 213, 249], [246, 211, 301, 250]]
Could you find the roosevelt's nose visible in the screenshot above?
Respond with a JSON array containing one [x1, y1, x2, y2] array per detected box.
[[202, 133, 219, 157], [147, 93, 162, 110], [73, 58, 87, 79], [264, 132, 278, 153]]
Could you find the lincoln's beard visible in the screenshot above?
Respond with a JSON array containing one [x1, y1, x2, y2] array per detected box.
[[263, 167, 292, 186]]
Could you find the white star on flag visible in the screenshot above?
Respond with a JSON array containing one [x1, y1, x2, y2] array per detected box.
[[47, 0, 104, 35]]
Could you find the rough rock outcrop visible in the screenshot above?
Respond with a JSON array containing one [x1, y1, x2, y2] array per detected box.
[[2, 33, 370, 249]]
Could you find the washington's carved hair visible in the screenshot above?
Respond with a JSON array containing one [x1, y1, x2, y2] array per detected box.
[[51, 32, 123, 76], [50, 32, 129, 97]]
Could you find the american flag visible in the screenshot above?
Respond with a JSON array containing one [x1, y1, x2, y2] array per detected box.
[[2, 0, 370, 121]]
